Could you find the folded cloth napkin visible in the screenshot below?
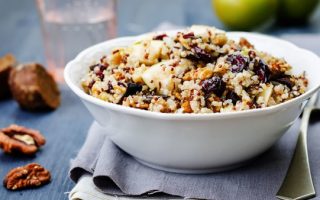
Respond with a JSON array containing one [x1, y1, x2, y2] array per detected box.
[[69, 174, 112, 200], [69, 119, 320, 200], [69, 174, 179, 200]]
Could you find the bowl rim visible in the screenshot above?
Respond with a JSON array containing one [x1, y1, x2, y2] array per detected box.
[[64, 30, 320, 120]]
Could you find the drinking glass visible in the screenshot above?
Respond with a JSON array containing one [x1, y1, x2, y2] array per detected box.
[[36, 0, 117, 82]]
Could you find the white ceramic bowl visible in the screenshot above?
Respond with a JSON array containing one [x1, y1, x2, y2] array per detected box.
[[65, 31, 320, 174]]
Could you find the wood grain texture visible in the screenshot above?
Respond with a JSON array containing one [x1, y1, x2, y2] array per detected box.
[[0, 85, 93, 200], [0, 0, 320, 199], [0, 3, 94, 198]]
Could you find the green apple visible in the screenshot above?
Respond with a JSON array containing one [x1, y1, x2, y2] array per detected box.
[[212, 0, 278, 31], [277, 0, 320, 24]]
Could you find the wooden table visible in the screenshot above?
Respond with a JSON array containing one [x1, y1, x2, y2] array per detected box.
[[0, 0, 320, 199]]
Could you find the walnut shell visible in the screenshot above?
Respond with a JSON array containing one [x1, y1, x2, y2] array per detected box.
[[9, 63, 60, 110]]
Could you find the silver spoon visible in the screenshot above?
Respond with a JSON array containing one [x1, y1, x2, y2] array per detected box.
[[276, 93, 319, 200]]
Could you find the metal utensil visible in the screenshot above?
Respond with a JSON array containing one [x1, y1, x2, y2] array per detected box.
[[276, 94, 319, 200]]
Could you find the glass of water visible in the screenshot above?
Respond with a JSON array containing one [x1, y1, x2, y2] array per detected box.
[[36, 0, 117, 82]]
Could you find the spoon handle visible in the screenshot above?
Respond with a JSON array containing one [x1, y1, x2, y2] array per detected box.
[[276, 94, 318, 200]]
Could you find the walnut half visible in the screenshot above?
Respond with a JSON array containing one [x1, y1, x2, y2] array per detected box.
[[0, 124, 46, 155], [3, 163, 51, 190]]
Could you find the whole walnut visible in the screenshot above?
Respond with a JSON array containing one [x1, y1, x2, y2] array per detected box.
[[9, 63, 60, 110]]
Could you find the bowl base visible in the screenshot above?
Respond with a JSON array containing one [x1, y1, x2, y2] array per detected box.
[[134, 157, 250, 174]]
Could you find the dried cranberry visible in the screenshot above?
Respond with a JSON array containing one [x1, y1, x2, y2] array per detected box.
[[226, 91, 240, 105], [89, 64, 98, 71], [112, 49, 120, 54], [186, 46, 215, 63], [253, 60, 270, 83], [153, 34, 168, 40], [143, 96, 153, 104], [90, 63, 107, 71], [100, 63, 108, 71], [106, 81, 114, 93], [276, 77, 293, 89], [271, 74, 293, 89], [92, 64, 107, 80], [100, 56, 106, 63], [117, 83, 143, 104], [182, 32, 195, 39], [226, 54, 249, 73], [100, 64, 107, 71], [117, 82, 126, 87], [95, 71, 104, 80], [202, 76, 226, 97], [88, 80, 95, 89], [248, 50, 256, 60], [123, 83, 143, 97], [123, 67, 131, 73], [185, 54, 198, 62]]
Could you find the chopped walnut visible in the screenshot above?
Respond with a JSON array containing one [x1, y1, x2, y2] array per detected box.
[[181, 100, 193, 113], [239, 37, 254, 49], [197, 67, 214, 80], [3, 163, 51, 190], [213, 34, 227, 46], [0, 124, 46, 155]]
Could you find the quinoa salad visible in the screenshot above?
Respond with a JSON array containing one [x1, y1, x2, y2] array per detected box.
[[81, 25, 308, 114]]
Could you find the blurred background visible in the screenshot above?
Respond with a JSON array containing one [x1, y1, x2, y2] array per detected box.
[[0, 0, 320, 80]]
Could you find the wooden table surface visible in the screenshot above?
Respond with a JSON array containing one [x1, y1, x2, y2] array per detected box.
[[0, 0, 320, 199]]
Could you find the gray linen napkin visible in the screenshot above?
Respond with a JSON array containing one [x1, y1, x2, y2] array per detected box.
[[69, 118, 320, 200]]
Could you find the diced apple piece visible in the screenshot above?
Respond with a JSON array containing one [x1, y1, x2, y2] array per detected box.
[[149, 40, 164, 59], [141, 61, 173, 95], [258, 84, 274, 105], [174, 59, 190, 75], [128, 43, 145, 64], [141, 60, 190, 95], [190, 25, 226, 46], [190, 25, 211, 39], [109, 48, 125, 65], [159, 77, 175, 96], [132, 65, 147, 83], [220, 104, 234, 112], [128, 40, 166, 65]]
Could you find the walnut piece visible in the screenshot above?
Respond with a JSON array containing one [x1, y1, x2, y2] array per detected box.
[[3, 163, 51, 190], [182, 100, 193, 113], [0, 124, 46, 155], [9, 63, 60, 111], [239, 37, 254, 49]]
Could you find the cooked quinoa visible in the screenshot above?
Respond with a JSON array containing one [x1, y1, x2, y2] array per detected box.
[[81, 25, 308, 113]]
